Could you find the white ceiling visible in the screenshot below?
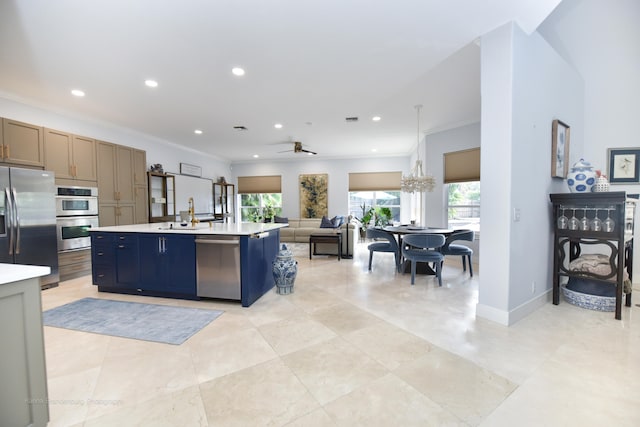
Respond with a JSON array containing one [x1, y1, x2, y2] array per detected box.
[[0, 0, 560, 162]]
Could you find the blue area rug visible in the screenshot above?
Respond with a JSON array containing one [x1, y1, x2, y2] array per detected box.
[[43, 298, 223, 345]]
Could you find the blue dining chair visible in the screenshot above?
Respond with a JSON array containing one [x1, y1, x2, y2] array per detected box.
[[440, 230, 474, 277], [366, 227, 400, 272], [401, 234, 446, 286]]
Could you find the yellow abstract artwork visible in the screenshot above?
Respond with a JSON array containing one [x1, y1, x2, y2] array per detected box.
[[299, 174, 328, 218]]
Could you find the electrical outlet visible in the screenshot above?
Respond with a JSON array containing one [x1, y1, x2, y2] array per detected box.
[[513, 208, 521, 222]]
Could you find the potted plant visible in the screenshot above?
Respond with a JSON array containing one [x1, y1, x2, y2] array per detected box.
[[354, 203, 374, 238], [374, 206, 392, 227], [262, 204, 276, 222]]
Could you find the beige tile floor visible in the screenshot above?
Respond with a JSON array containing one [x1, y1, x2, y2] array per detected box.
[[40, 241, 640, 426]]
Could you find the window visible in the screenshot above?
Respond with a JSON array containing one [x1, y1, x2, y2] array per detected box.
[[349, 191, 401, 225], [447, 181, 480, 232], [240, 193, 282, 222]]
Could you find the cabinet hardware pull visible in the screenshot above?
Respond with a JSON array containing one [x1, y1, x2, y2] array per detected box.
[[97, 252, 103, 256], [118, 244, 124, 248], [98, 274, 104, 278]]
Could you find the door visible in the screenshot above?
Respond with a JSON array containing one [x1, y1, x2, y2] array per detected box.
[[164, 235, 196, 294], [114, 234, 138, 289], [116, 145, 134, 203], [0, 167, 11, 263], [2, 119, 45, 167], [72, 135, 97, 181], [44, 128, 73, 179], [96, 141, 117, 203], [10, 168, 58, 285], [138, 234, 196, 294], [138, 235, 164, 291]]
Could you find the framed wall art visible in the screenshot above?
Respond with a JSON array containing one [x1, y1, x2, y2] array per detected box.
[[551, 119, 570, 178], [608, 148, 640, 183], [299, 173, 328, 218]]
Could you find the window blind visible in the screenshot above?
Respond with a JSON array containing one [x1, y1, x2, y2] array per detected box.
[[348, 172, 401, 191], [443, 148, 480, 183], [237, 175, 282, 194]]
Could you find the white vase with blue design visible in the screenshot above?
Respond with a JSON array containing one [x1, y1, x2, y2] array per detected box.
[[272, 244, 297, 294], [567, 159, 597, 193]]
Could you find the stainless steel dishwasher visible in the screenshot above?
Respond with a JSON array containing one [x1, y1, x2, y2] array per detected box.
[[196, 235, 241, 299]]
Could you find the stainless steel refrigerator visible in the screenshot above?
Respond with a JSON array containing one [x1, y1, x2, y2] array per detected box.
[[1, 166, 59, 287]]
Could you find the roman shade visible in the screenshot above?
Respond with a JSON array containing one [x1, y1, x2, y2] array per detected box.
[[237, 175, 282, 194], [348, 172, 401, 191], [443, 148, 480, 183]]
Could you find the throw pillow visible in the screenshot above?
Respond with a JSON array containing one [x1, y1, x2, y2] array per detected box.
[[331, 215, 343, 227], [274, 215, 288, 224], [320, 216, 335, 228]]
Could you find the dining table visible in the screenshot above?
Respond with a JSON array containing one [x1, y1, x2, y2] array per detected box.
[[383, 225, 454, 275]]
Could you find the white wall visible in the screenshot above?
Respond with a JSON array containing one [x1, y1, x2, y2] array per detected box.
[[538, 0, 640, 175], [231, 157, 410, 220], [423, 122, 481, 227], [538, 0, 640, 274], [478, 22, 584, 325], [0, 97, 232, 182]]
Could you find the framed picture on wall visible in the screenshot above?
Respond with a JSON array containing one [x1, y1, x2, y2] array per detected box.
[[299, 173, 328, 218], [608, 148, 640, 183], [551, 119, 570, 178]]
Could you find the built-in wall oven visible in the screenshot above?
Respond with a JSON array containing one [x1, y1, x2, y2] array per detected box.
[[55, 186, 99, 252]]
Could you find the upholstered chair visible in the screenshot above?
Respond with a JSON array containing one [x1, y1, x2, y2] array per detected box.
[[440, 230, 474, 277], [401, 234, 445, 286], [366, 227, 400, 272]]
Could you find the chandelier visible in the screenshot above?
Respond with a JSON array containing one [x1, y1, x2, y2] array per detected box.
[[401, 104, 435, 193]]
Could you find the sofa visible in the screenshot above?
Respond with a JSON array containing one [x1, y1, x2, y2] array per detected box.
[[278, 217, 356, 257]]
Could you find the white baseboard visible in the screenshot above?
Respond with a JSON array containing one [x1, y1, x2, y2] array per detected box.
[[476, 289, 553, 326]]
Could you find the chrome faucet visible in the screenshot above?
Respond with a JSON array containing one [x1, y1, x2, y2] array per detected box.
[[188, 197, 199, 227]]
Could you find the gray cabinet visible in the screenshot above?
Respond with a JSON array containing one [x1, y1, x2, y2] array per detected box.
[[0, 268, 50, 427]]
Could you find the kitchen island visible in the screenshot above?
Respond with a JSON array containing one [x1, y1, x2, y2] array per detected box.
[[89, 222, 285, 307]]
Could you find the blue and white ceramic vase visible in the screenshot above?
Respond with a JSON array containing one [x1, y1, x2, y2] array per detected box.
[[272, 244, 297, 295], [567, 159, 597, 193]]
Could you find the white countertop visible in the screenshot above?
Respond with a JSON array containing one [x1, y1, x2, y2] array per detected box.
[[90, 222, 288, 236], [0, 264, 51, 285]]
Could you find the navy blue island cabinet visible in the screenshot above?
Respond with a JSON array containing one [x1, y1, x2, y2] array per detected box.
[[138, 234, 196, 297], [90, 224, 282, 307]]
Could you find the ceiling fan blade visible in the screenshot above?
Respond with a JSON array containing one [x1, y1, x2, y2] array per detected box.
[[301, 148, 317, 155]]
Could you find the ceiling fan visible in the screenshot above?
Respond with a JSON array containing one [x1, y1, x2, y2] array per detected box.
[[279, 141, 317, 155]]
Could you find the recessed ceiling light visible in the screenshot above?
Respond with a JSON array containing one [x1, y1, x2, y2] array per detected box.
[[372, 116, 381, 121], [145, 79, 158, 88], [231, 67, 245, 76], [371, 148, 378, 152], [253, 154, 259, 158], [274, 123, 283, 129], [71, 89, 85, 97], [194, 129, 203, 135]]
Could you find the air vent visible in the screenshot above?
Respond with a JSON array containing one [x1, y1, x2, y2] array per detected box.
[[233, 126, 248, 131], [345, 117, 358, 122]]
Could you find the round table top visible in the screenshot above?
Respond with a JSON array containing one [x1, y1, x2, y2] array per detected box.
[[383, 225, 453, 235]]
